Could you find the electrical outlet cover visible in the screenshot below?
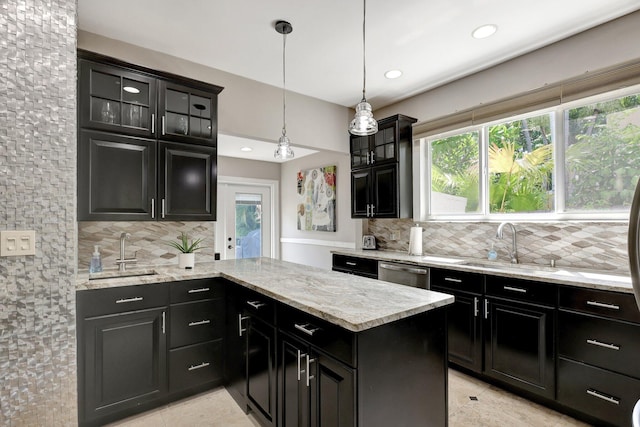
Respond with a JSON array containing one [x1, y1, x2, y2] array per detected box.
[[1, 230, 36, 256]]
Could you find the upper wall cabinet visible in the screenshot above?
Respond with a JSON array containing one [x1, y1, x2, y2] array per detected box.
[[77, 51, 223, 221]]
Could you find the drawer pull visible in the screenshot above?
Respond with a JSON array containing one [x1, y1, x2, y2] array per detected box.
[[586, 339, 620, 351], [306, 354, 316, 387], [294, 323, 320, 336], [586, 389, 620, 405], [484, 299, 489, 319], [503, 285, 527, 293], [474, 297, 479, 317], [297, 350, 305, 381], [345, 261, 357, 266], [188, 362, 210, 371], [444, 277, 462, 283], [188, 287, 210, 294], [247, 300, 266, 310], [188, 319, 211, 327], [115, 296, 143, 304], [586, 300, 620, 310], [238, 314, 249, 337]]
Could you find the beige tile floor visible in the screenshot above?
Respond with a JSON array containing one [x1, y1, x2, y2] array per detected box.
[[107, 369, 590, 427]]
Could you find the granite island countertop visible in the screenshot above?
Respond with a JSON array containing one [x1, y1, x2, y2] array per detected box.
[[333, 249, 634, 294], [77, 257, 454, 332]]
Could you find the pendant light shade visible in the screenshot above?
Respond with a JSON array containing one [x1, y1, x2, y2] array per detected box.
[[349, 0, 377, 136], [274, 20, 295, 160]]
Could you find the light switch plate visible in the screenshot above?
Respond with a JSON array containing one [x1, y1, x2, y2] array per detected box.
[[1, 230, 36, 256]]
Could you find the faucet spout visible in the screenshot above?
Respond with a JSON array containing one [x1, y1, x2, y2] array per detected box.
[[496, 222, 518, 264], [116, 232, 136, 272]]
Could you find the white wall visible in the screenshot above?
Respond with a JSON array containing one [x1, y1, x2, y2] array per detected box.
[[280, 151, 360, 269], [218, 156, 281, 181]]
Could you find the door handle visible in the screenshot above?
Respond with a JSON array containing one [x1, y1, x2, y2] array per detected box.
[[238, 314, 249, 337], [306, 354, 315, 387]]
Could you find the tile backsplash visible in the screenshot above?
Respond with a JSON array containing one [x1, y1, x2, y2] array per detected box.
[[369, 219, 630, 275], [78, 221, 217, 271]]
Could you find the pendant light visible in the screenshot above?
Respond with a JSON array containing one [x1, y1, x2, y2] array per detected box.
[[349, 0, 378, 136], [274, 20, 295, 160]]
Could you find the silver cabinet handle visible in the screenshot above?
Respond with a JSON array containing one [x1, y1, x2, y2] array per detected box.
[[474, 297, 479, 317], [188, 287, 210, 294], [371, 205, 375, 216], [587, 300, 620, 310], [238, 314, 249, 337], [586, 389, 620, 405], [366, 152, 370, 165], [151, 198, 155, 219], [161, 115, 166, 135], [586, 339, 620, 351], [444, 277, 462, 283], [306, 354, 315, 387], [294, 323, 320, 336], [379, 262, 428, 275], [370, 150, 375, 164], [188, 362, 210, 371], [503, 285, 527, 293], [162, 311, 166, 334], [297, 349, 304, 381], [345, 261, 357, 266], [484, 299, 489, 319], [366, 204, 370, 217], [116, 297, 143, 304], [161, 199, 166, 219], [151, 113, 155, 133], [247, 300, 266, 310], [188, 320, 211, 327]]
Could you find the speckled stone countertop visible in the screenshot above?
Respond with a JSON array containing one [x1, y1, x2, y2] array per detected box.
[[333, 249, 633, 294], [77, 258, 454, 332]]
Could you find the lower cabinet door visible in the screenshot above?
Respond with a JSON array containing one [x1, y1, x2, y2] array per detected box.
[[82, 307, 167, 423], [169, 340, 223, 393], [484, 298, 555, 399], [279, 335, 311, 427], [312, 352, 355, 427], [558, 358, 640, 427], [247, 316, 276, 426]]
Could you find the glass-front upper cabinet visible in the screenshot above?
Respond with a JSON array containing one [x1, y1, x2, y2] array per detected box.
[[78, 59, 157, 138], [158, 81, 219, 145]]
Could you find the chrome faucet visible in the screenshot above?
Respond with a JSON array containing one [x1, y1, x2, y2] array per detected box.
[[496, 222, 518, 264], [116, 232, 137, 272]]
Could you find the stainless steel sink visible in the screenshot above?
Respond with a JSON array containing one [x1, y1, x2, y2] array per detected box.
[[463, 261, 630, 283], [465, 261, 558, 272], [421, 255, 467, 264], [88, 269, 159, 280]]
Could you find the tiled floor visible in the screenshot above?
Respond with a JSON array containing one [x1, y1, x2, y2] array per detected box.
[[107, 369, 590, 427]]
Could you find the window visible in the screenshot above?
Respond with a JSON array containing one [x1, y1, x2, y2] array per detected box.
[[421, 87, 640, 221]]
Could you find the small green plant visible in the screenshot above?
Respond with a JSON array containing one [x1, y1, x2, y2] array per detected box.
[[167, 232, 205, 253]]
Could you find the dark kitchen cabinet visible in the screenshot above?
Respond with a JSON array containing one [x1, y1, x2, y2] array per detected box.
[[331, 254, 378, 279], [78, 130, 156, 221], [247, 316, 277, 426], [77, 51, 222, 221], [77, 283, 169, 427], [431, 268, 484, 373], [557, 286, 640, 426], [350, 114, 416, 219], [158, 141, 217, 221], [483, 277, 556, 400]]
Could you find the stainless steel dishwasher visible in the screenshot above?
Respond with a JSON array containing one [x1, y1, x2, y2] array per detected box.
[[378, 261, 429, 289]]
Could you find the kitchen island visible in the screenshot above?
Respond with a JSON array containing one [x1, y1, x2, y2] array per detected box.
[[77, 258, 454, 427]]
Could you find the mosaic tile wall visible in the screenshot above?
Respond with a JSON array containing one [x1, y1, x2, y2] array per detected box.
[[369, 219, 630, 275], [0, 0, 78, 425], [78, 222, 217, 271]]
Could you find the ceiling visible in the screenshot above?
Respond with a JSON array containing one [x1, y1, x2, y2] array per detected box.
[[77, 0, 640, 161]]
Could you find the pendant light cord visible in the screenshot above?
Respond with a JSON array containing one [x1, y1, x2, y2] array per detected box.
[[361, 0, 367, 102], [282, 31, 287, 136]]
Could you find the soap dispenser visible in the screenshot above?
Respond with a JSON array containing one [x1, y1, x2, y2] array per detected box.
[[89, 245, 103, 273], [487, 243, 498, 261]]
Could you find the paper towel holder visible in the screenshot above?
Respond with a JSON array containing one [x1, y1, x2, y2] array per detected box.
[[408, 224, 423, 256]]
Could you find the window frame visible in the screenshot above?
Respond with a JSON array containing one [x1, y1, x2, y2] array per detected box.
[[416, 85, 640, 222]]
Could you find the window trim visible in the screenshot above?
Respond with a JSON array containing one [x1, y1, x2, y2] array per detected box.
[[415, 85, 640, 222]]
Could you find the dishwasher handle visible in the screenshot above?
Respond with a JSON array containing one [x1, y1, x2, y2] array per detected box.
[[379, 262, 428, 275]]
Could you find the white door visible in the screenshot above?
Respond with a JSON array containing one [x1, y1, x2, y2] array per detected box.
[[217, 183, 272, 260]]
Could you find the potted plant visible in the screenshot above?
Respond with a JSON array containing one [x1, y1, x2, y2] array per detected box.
[[168, 232, 205, 269]]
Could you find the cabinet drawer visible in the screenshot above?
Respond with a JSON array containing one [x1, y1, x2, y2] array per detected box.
[[332, 254, 378, 279], [169, 340, 223, 394], [486, 276, 556, 306], [559, 286, 640, 323], [77, 283, 168, 318], [430, 268, 483, 294], [170, 299, 224, 348], [558, 358, 640, 427], [170, 278, 224, 304], [279, 304, 355, 367], [238, 288, 276, 325], [558, 310, 640, 379]]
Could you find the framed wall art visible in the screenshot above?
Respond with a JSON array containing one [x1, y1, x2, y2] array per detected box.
[[296, 165, 336, 232]]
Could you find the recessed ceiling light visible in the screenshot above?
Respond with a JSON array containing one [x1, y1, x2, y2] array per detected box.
[[123, 86, 140, 94], [240, 146, 253, 152], [384, 69, 403, 79], [472, 24, 498, 39]]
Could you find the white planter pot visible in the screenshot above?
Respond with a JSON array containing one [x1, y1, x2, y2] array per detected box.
[[178, 253, 195, 269]]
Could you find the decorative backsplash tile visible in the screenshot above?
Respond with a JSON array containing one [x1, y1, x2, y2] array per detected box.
[[0, 0, 78, 425], [369, 219, 630, 275], [78, 222, 217, 271]]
